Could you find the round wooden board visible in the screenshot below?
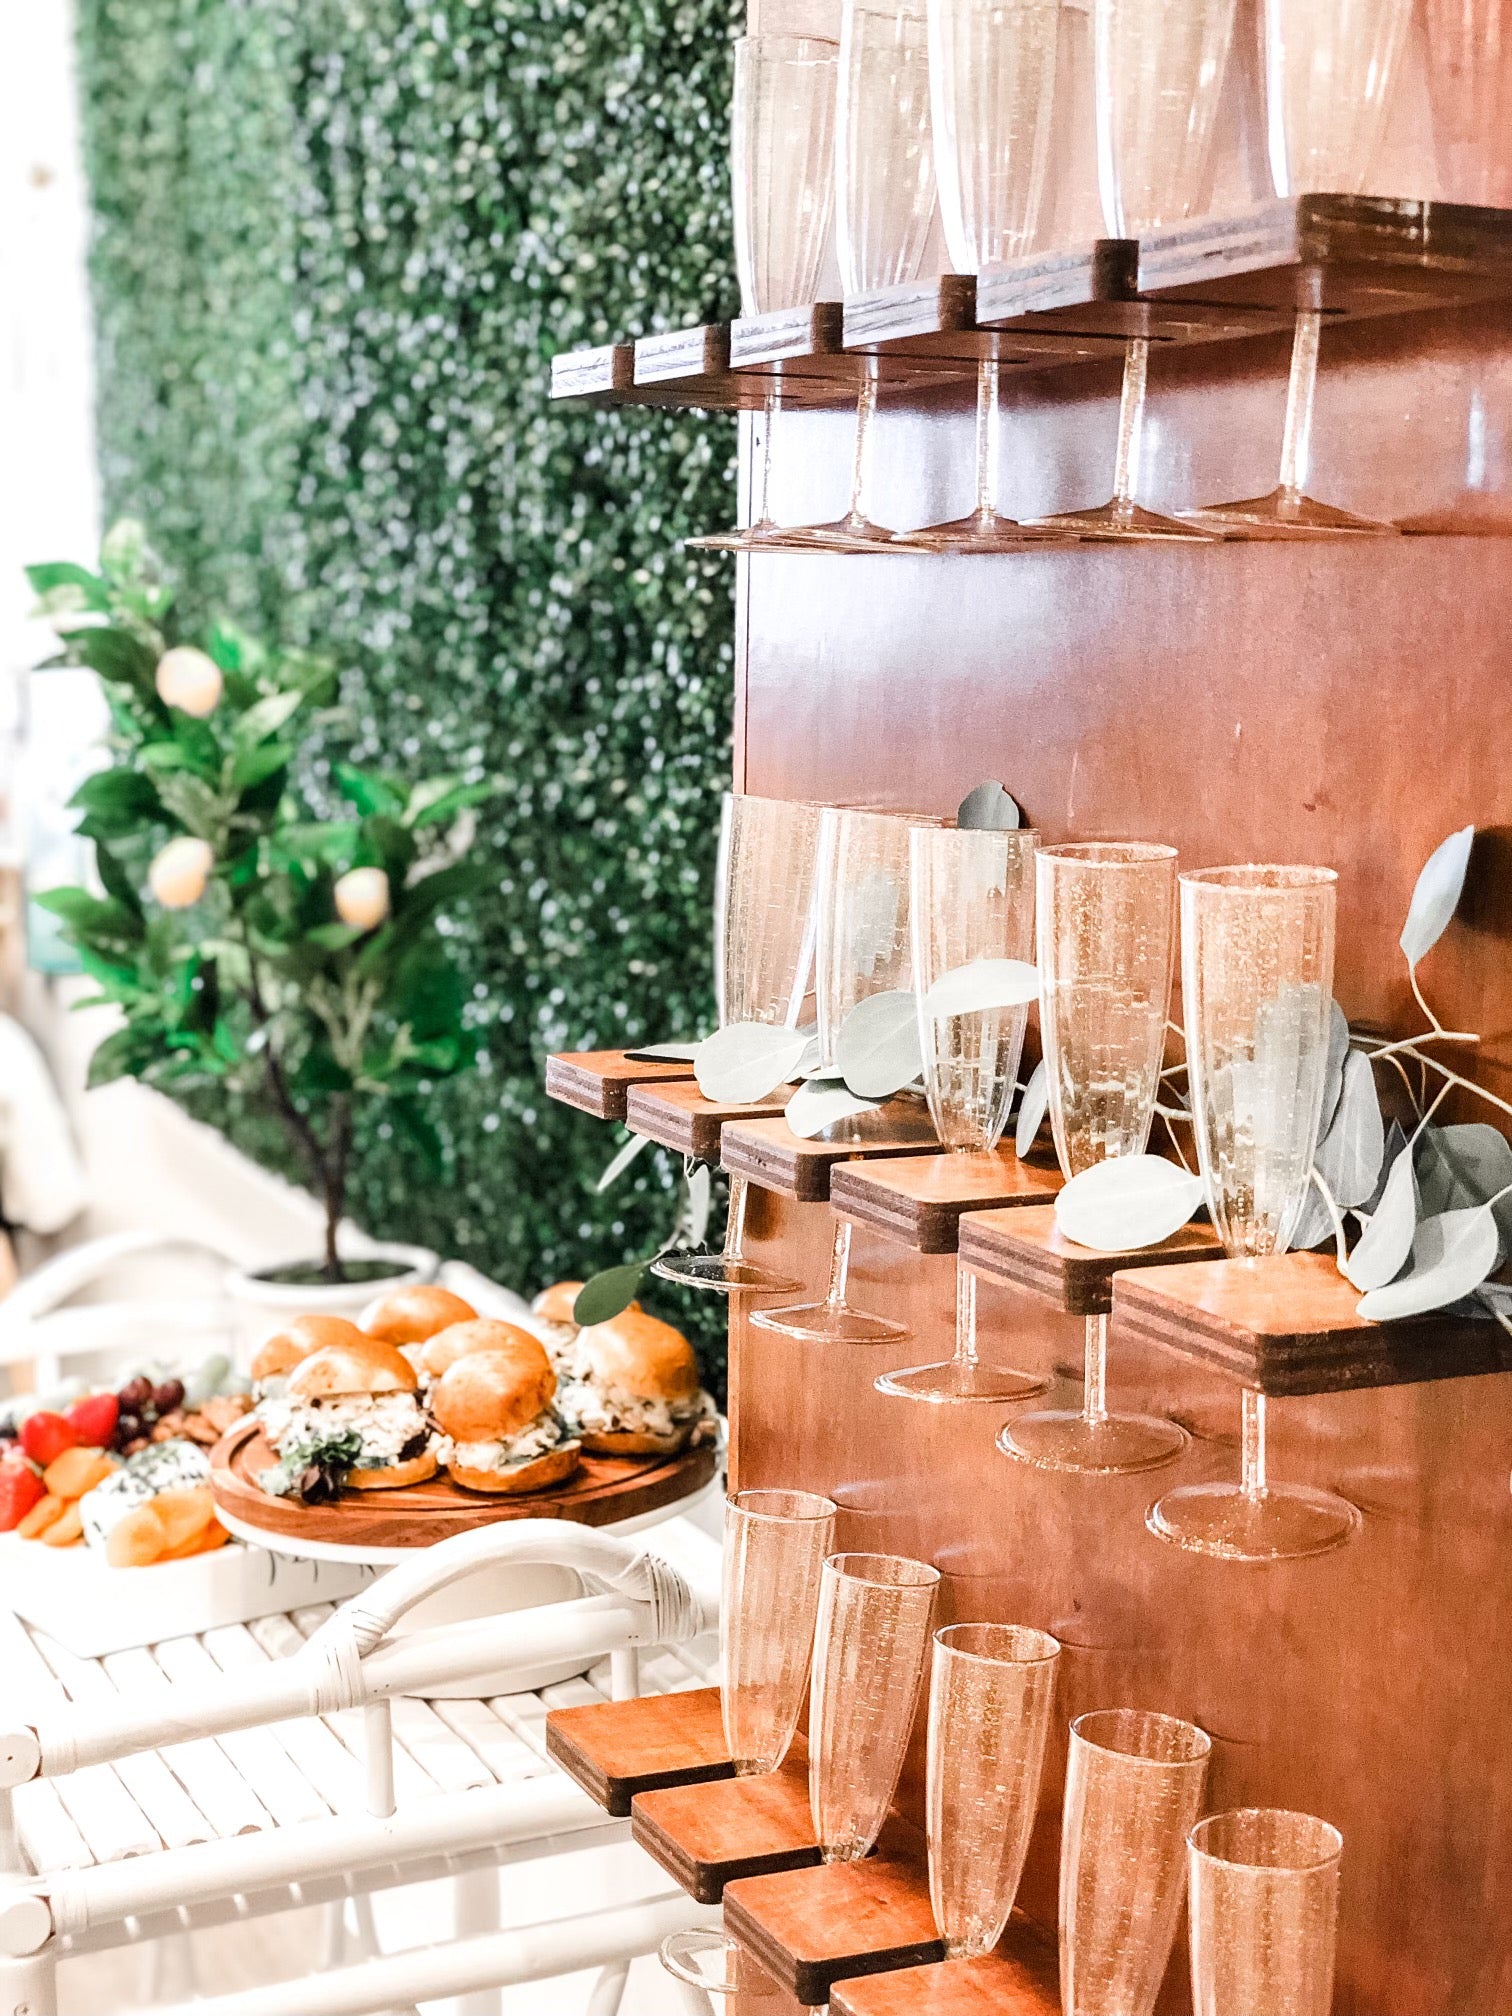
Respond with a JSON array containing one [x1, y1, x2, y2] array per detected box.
[[211, 1418, 718, 1548]]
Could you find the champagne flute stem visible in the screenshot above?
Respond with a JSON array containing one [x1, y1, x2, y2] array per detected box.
[[956, 1264, 979, 1370], [754, 381, 778, 530], [1240, 1388, 1269, 1503], [973, 355, 1000, 521], [1082, 1314, 1108, 1428], [1111, 337, 1150, 512], [847, 359, 879, 528], [824, 1218, 853, 1310], [1277, 309, 1322, 505], [724, 1174, 750, 1264]]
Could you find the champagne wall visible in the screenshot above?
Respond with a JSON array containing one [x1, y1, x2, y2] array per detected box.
[[72, 0, 743, 1371]]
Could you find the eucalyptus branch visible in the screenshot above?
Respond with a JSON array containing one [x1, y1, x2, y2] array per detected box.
[[1161, 1110, 1192, 1172], [1408, 964, 1480, 1046], [1308, 1164, 1350, 1271]]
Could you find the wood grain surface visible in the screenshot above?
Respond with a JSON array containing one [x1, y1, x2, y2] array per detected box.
[[631, 1744, 818, 1904], [829, 1925, 1060, 2016], [210, 1419, 716, 1547], [545, 1686, 732, 1817], [544, 1047, 694, 1121], [721, 1108, 941, 1202], [832, 1152, 1064, 1254], [624, 1080, 792, 1160], [724, 1849, 942, 2007], [960, 1204, 1224, 1314]]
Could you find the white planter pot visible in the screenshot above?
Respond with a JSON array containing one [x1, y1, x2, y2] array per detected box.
[[226, 1242, 438, 1360]]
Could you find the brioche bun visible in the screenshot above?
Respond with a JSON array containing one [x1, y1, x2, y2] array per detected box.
[[581, 1424, 690, 1457], [361, 1283, 477, 1347], [575, 1309, 699, 1404], [419, 1318, 547, 1383], [430, 1338, 556, 1442], [286, 1338, 419, 1401], [251, 1313, 366, 1384], [348, 1448, 438, 1490], [531, 1281, 584, 1326], [447, 1442, 582, 1496]]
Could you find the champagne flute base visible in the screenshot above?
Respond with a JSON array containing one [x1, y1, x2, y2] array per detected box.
[[1146, 1479, 1361, 1562], [1023, 498, 1220, 542], [686, 521, 805, 552], [890, 507, 1075, 553], [997, 1407, 1188, 1475], [751, 1299, 909, 1344], [875, 1358, 1047, 1404], [651, 1252, 801, 1294], [658, 1931, 748, 1999], [1179, 485, 1395, 539], [783, 510, 900, 551]]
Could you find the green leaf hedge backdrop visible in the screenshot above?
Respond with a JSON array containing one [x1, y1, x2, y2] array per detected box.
[[74, 0, 740, 1386]]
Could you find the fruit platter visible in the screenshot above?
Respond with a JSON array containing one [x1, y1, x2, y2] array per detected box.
[[210, 1281, 721, 1559]]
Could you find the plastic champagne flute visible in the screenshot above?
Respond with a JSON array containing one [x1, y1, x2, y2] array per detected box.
[[999, 842, 1188, 1474], [1188, 1807, 1343, 2016], [1148, 866, 1362, 1561]]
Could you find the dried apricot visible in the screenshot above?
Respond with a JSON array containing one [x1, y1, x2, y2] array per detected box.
[[152, 1485, 214, 1553], [17, 1494, 65, 1541], [40, 1503, 84, 1547], [105, 1501, 167, 1568], [43, 1448, 115, 1499]]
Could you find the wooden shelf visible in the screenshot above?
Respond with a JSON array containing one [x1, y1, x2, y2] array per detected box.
[[545, 1686, 732, 1819], [960, 1203, 1224, 1314], [550, 198, 1512, 414], [544, 1047, 695, 1122], [830, 1151, 1062, 1255], [631, 1744, 819, 1904], [724, 1842, 941, 2008], [1111, 1249, 1512, 1396], [721, 1108, 941, 1202], [828, 1927, 1060, 2015], [624, 1080, 792, 1160]]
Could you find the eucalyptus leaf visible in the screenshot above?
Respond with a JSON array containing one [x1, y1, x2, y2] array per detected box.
[[1343, 1142, 1419, 1291], [694, 1022, 810, 1105], [785, 1078, 884, 1140], [1357, 1202, 1501, 1323], [1360, 1119, 1407, 1217], [624, 1041, 702, 1063], [1415, 1122, 1512, 1218], [835, 990, 922, 1099], [1288, 1181, 1340, 1255], [1399, 825, 1474, 969], [957, 781, 1021, 831], [573, 1262, 650, 1327], [922, 959, 1039, 1020], [1015, 1058, 1048, 1158], [1054, 1156, 1206, 1253], [1318, 1001, 1351, 1136], [1313, 1050, 1384, 1209], [595, 1130, 653, 1192]]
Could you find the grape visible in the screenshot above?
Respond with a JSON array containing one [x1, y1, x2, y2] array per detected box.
[[153, 1380, 185, 1416], [117, 1377, 152, 1413], [115, 1412, 143, 1449]]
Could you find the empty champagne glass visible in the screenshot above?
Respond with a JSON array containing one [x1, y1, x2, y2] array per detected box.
[[927, 1623, 1061, 1958], [810, 1552, 941, 1862], [1422, 0, 1512, 208], [754, 806, 926, 1345], [895, 0, 1065, 551], [879, 823, 1048, 1401], [1181, 0, 1413, 538], [1149, 866, 1361, 1562], [1061, 1709, 1213, 2016], [654, 793, 820, 1295], [1189, 1808, 1343, 2016], [692, 35, 839, 554], [1027, 0, 1239, 542], [1000, 843, 1188, 1474]]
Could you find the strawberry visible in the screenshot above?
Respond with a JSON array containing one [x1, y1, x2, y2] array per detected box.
[[0, 1458, 45, 1533], [19, 1411, 78, 1471], [66, 1393, 120, 1449]]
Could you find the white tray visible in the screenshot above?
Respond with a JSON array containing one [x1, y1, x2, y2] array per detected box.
[[0, 1532, 374, 1658]]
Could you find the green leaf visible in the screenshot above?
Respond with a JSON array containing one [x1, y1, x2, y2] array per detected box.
[[573, 1263, 650, 1326], [335, 764, 405, 818], [94, 845, 143, 917], [33, 887, 143, 944], [86, 1024, 160, 1088], [390, 1096, 445, 1172], [99, 518, 150, 581], [59, 625, 158, 697], [70, 768, 162, 823], [306, 921, 365, 950], [404, 777, 497, 828], [26, 561, 111, 610], [231, 742, 291, 793], [233, 689, 305, 752], [152, 771, 225, 839]]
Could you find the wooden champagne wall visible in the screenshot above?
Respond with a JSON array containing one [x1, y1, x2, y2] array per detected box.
[[546, 4, 1512, 2008]]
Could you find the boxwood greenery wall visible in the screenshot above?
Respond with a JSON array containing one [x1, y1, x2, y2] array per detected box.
[[74, 0, 740, 1382]]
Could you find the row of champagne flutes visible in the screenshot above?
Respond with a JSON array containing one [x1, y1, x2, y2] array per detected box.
[[664, 1491, 1344, 2013], [667, 791, 1355, 1564], [703, 0, 1503, 553]]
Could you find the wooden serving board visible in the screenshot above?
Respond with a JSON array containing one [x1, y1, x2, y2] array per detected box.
[[211, 1418, 717, 1547]]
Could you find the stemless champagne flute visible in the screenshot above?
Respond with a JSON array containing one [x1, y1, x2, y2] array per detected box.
[[879, 824, 1048, 1401], [754, 806, 926, 1345], [665, 1488, 838, 1998], [1000, 843, 1188, 1474], [1061, 1709, 1213, 2016], [654, 792, 820, 1295], [786, 0, 939, 550], [1181, 0, 1413, 538], [927, 1623, 1061, 1957], [1189, 1809, 1343, 2016], [810, 1552, 941, 1862], [692, 35, 839, 554], [1027, 0, 1239, 542], [1149, 866, 1362, 1562], [894, 0, 1065, 551]]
